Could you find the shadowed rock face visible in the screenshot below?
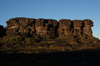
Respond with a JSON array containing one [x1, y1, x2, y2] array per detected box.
[[4, 18, 93, 38], [0, 25, 5, 37]]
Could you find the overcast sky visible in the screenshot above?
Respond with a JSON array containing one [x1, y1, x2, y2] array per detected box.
[[0, 0, 100, 39]]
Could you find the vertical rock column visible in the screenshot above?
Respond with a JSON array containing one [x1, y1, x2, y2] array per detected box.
[[83, 19, 93, 36], [19, 18, 30, 34], [58, 19, 72, 36], [46, 19, 58, 38], [35, 19, 58, 38], [73, 20, 83, 36], [28, 19, 35, 35], [35, 19, 47, 36]]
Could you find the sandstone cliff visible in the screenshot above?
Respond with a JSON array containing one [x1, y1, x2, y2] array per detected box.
[[3, 18, 93, 38], [0, 18, 100, 53]]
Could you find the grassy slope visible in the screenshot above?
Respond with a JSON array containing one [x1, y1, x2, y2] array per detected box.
[[0, 35, 100, 66], [0, 35, 100, 53]]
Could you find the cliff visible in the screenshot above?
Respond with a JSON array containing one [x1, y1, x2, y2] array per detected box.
[[0, 18, 99, 44], [1, 18, 100, 66], [3, 18, 93, 38], [0, 18, 100, 53]]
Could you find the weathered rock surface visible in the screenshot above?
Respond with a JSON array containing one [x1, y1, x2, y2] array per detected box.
[[5, 18, 58, 39], [0, 18, 99, 44], [6, 18, 35, 35], [35, 19, 58, 38], [83, 19, 93, 36], [5, 18, 93, 38], [73, 20, 83, 36], [0, 18, 94, 40], [58, 19, 72, 36]]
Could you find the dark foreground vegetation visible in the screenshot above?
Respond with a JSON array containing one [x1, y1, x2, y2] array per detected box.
[[0, 18, 100, 66], [0, 35, 100, 66], [0, 50, 100, 66], [0, 35, 100, 53]]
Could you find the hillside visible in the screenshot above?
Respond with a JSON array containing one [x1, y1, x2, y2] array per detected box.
[[0, 18, 100, 53], [0, 18, 100, 66]]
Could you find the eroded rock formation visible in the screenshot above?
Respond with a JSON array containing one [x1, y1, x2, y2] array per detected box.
[[35, 19, 58, 38], [6, 18, 34, 35], [73, 20, 83, 36], [58, 19, 93, 37], [5, 18, 58, 38], [58, 19, 72, 36], [83, 19, 93, 36], [0, 18, 94, 39]]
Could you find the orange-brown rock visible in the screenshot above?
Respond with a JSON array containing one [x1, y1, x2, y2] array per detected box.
[[83, 19, 93, 36], [73, 20, 83, 36], [58, 19, 72, 36], [5, 18, 58, 39], [4, 18, 94, 39]]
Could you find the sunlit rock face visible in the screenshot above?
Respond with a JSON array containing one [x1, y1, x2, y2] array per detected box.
[[6, 18, 35, 34], [83, 19, 93, 36], [5, 18, 58, 38], [35, 19, 58, 38], [72, 20, 83, 36], [58, 19, 72, 36], [5, 18, 93, 38]]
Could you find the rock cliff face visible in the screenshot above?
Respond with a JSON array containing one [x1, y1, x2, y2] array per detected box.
[[58, 19, 72, 36], [1, 18, 93, 39], [73, 20, 83, 36], [83, 19, 93, 36], [58, 19, 93, 37], [5, 18, 58, 38]]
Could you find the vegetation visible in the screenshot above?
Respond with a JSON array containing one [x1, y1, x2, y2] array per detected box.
[[0, 35, 100, 54]]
